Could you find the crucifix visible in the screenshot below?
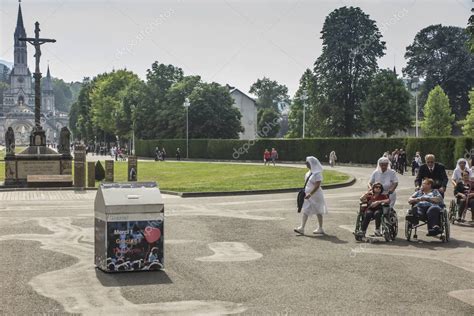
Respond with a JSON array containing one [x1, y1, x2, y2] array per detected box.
[[19, 21, 56, 129]]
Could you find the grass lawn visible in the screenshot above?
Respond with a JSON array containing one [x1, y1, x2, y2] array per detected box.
[[105, 161, 350, 192], [0, 161, 351, 192]]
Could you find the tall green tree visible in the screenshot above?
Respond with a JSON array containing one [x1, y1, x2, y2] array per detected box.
[[462, 89, 474, 137], [314, 6, 385, 136], [90, 70, 145, 139], [188, 82, 243, 139], [421, 85, 455, 136], [287, 69, 325, 138], [69, 77, 95, 141], [404, 25, 474, 124], [361, 69, 412, 137], [468, 9, 474, 53], [135, 61, 184, 139], [257, 108, 280, 138], [156, 75, 201, 139], [249, 77, 288, 138]]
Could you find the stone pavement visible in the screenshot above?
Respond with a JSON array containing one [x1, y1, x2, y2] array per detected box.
[[0, 165, 473, 315]]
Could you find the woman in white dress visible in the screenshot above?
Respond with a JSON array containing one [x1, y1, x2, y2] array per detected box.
[[294, 156, 328, 235], [368, 157, 399, 207], [451, 158, 472, 186]]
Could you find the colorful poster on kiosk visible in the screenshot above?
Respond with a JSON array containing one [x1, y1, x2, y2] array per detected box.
[[103, 217, 164, 272]]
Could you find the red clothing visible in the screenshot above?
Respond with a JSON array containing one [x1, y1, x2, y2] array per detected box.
[[264, 151, 271, 159], [364, 193, 389, 210]]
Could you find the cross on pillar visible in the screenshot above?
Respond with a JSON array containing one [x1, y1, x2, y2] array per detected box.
[[19, 21, 56, 146], [19, 21, 56, 129]]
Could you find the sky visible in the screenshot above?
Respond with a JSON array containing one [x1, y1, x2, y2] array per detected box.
[[0, 0, 472, 96]]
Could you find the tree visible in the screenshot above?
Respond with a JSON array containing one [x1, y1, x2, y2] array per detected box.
[[404, 25, 474, 124], [361, 69, 412, 137], [257, 108, 280, 138], [287, 69, 321, 138], [90, 70, 145, 139], [314, 6, 386, 136], [135, 61, 184, 139], [188, 82, 243, 139], [69, 77, 95, 141], [462, 89, 474, 137], [421, 85, 455, 136], [154, 75, 201, 139], [249, 77, 290, 112], [468, 9, 474, 53]]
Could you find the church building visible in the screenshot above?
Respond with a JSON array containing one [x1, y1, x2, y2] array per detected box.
[[0, 2, 68, 145]]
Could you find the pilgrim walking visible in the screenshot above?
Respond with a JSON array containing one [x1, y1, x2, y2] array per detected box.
[[294, 156, 328, 235]]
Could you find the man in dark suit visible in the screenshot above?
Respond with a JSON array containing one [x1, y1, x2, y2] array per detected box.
[[415, 154, 448, 195]]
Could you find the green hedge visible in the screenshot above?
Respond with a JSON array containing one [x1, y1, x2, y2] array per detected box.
[[136, 137, 473, 169]]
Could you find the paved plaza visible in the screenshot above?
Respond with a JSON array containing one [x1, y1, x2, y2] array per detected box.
[[0, 165, 473, 315]]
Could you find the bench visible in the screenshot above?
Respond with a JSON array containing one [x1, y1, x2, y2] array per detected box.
[[27, 175, 73, 188]]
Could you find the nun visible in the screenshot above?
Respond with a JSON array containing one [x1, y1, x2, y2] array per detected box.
[[294, 156, 328, 235], [368, 157, 399, 207], [451, 158, 472, 186]]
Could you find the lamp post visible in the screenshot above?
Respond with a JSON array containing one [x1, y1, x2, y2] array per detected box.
[[131, 104, 136, 155], [183, 98, 191, 159], [411, 79, 419, 137], [300, 90, 308, 139]]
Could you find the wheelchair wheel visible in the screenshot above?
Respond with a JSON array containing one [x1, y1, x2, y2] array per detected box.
[[405, 219, 412, 241], [354, 213, 363, 241], [390, 212, 398, 241], [442, 210, 450, 242], [448, 200, 456, 224]]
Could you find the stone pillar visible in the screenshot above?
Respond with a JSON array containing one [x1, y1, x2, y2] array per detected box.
[[128, 156, 138, 181], [87, 161, 95, 188], [74, 144, 86, 188], [105, 160, 114, 182]]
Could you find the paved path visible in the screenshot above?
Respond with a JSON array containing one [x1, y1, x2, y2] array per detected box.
[[0, 166, 472, 315]]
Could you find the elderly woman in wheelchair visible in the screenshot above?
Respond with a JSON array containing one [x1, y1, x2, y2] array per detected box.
[[354, 182, 398, 242], [406, 178, 450, 242], [449, 170, 474, 223]]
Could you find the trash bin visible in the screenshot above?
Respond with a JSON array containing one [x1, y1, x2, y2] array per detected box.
[[94, 182, 164, 272]]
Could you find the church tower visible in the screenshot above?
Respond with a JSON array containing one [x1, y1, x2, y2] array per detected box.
[[7, 1, 33, 108], [42, 65, 55, 114], [13, 2, 28, 74]]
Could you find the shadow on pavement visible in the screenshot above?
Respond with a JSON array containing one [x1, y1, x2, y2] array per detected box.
[[296, 234, 348, 244], [95, 268, 173, 287]]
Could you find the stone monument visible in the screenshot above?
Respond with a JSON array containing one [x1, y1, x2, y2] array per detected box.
[[87, 161, 96, 188], [128, 156, 138, 181], [74, 144, 86, 188], [4, 21, 72, 187], [105, 160, 114, 182]]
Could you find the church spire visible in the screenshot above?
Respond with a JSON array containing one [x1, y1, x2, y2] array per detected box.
[[15, 1, 26, 39], [42, 64, 53, 91], [13, 0, 27, 69]]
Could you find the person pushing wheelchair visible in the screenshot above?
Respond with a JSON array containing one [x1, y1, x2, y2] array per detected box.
[[414, 154, 448, 196]]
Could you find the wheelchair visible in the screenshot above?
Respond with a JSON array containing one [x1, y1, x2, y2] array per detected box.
[[448, 199, 459, 224], [449, 198, 473, 224], [405, 204, 450, 242], [354, 203, 398, 242]]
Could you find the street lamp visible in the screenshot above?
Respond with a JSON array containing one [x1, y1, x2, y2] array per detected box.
[[300, 90, 308, 139], [183, 98, 191, 159], [130, 104, 136, 155], [411, 79, 420, 137]]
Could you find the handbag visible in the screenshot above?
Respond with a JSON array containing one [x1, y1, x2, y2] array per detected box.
[[297, 173, 313, 213]]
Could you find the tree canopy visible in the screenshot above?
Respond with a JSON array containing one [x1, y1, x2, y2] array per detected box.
[[313, 6, 386, 136], [362, 69, 412, 137], [404, 25, 474, 125]]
